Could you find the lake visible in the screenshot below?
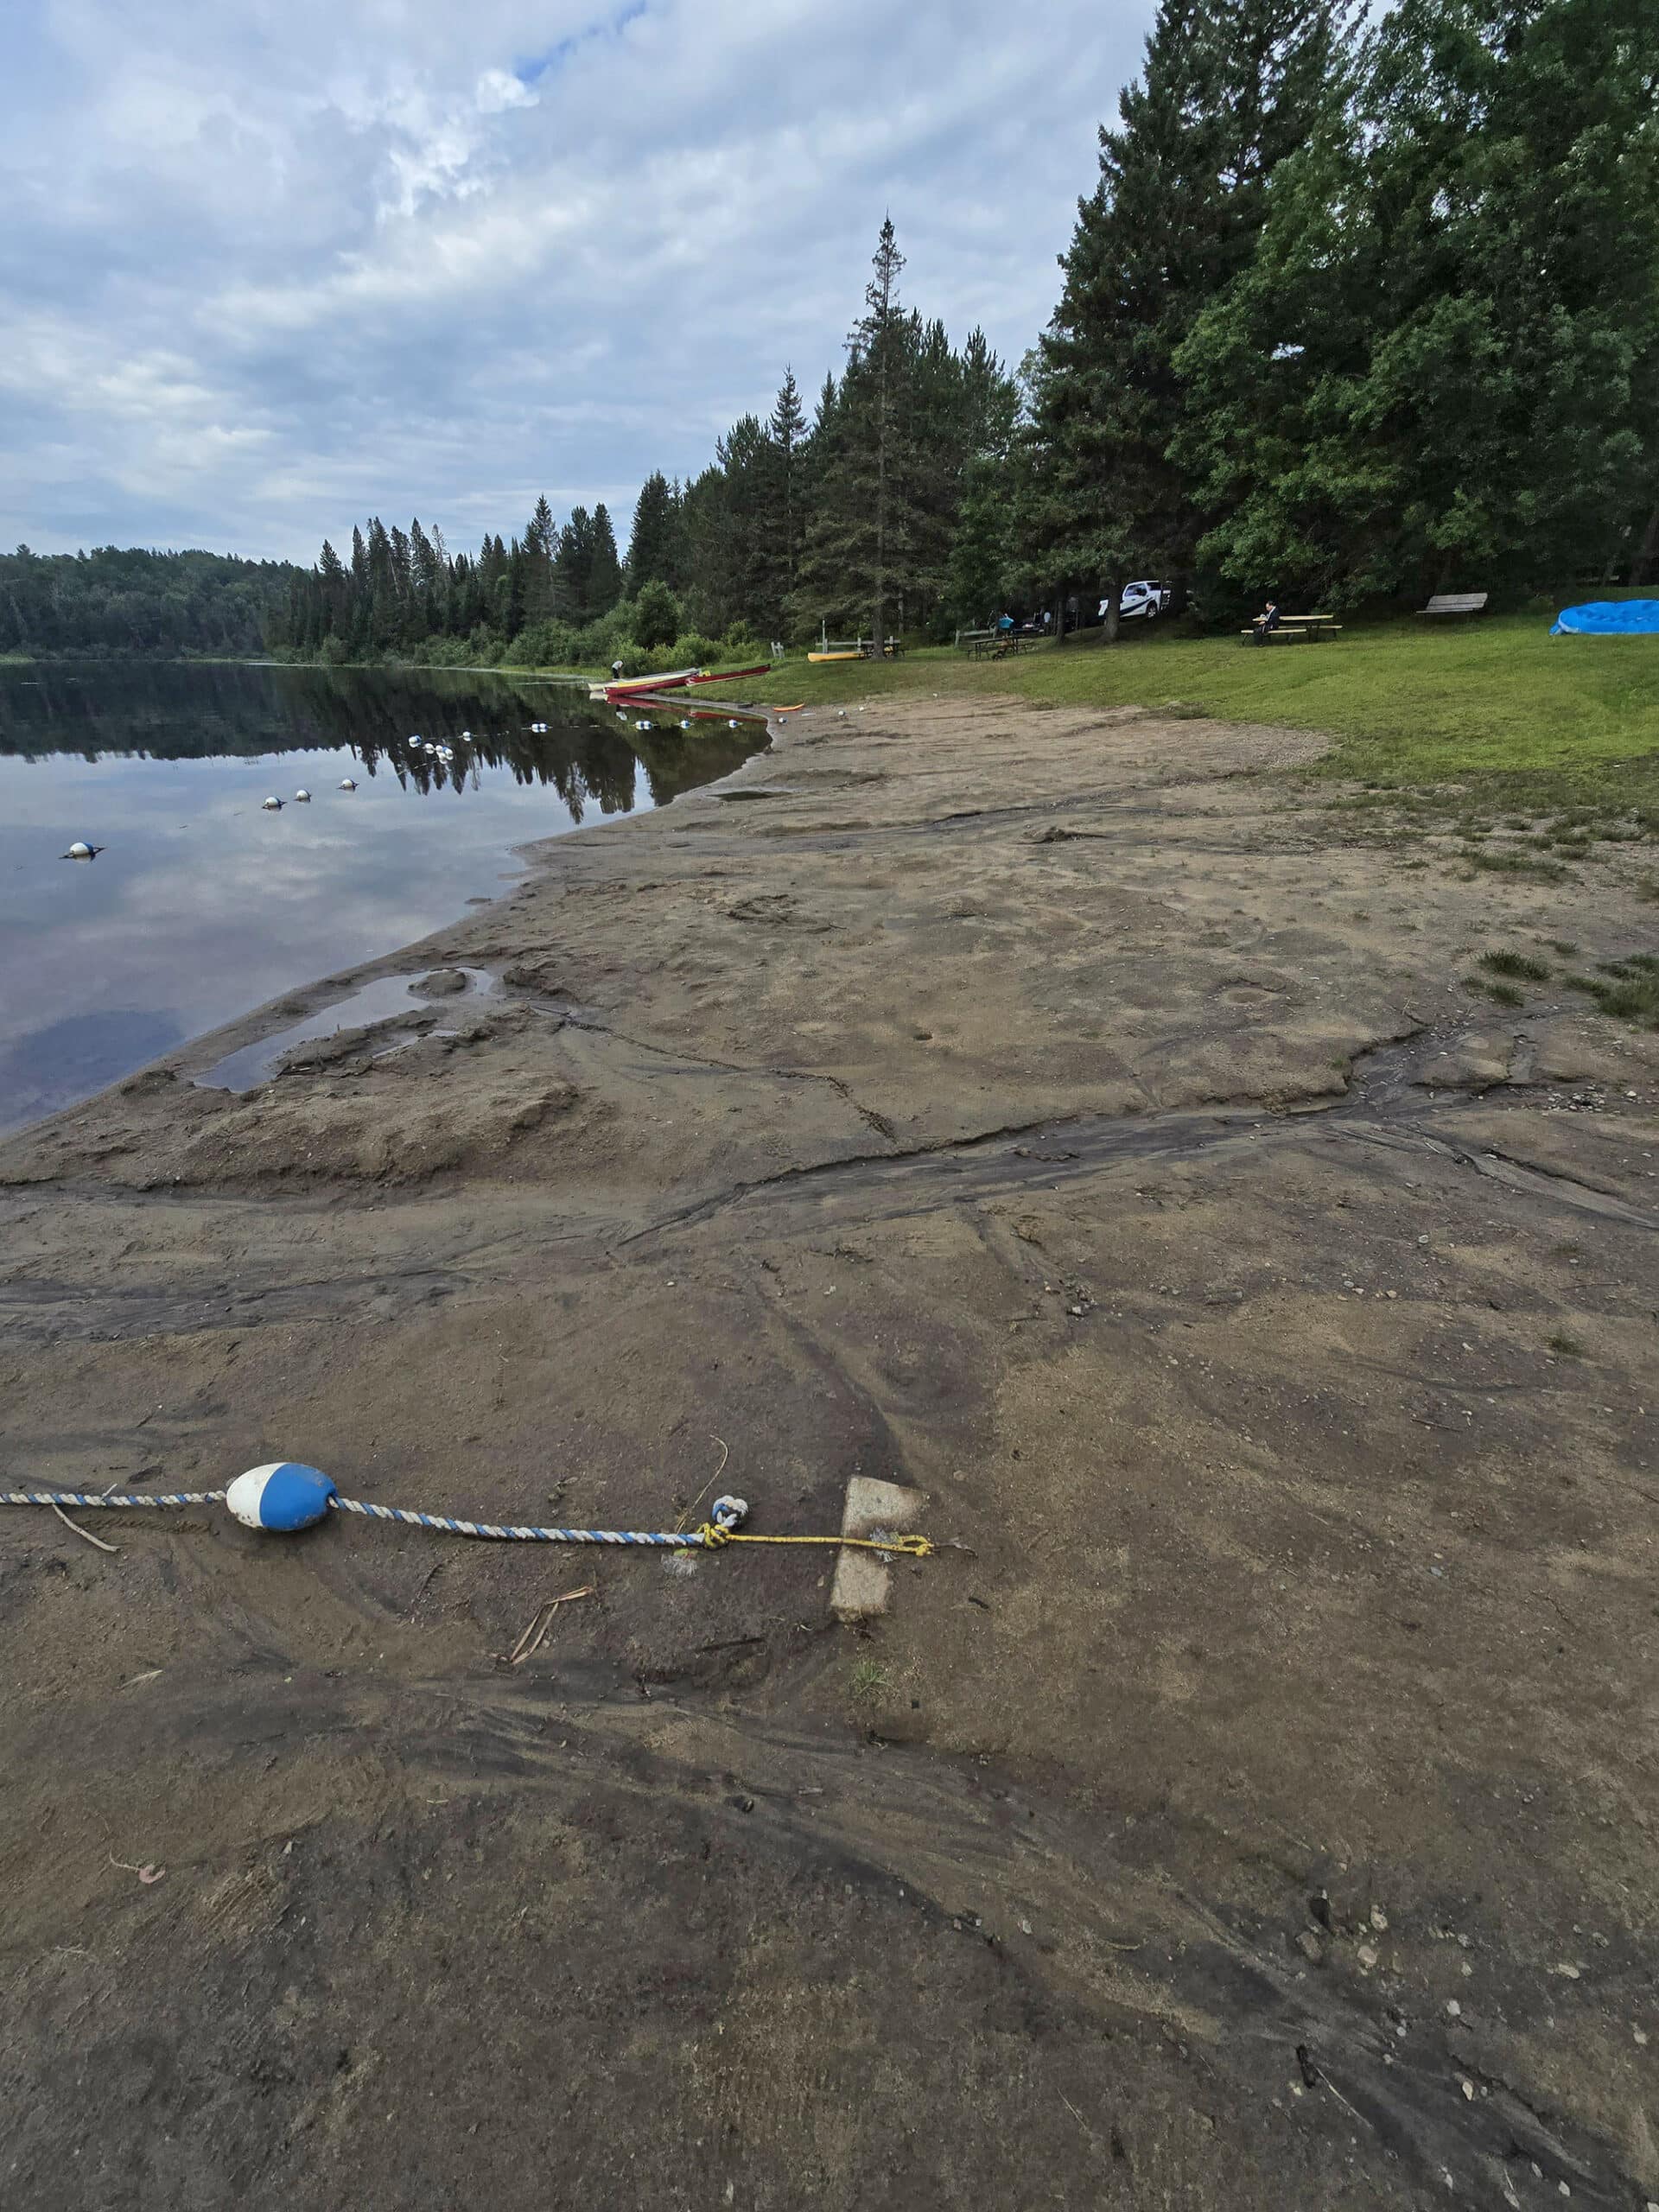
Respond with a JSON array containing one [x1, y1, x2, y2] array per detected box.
[[0, 661, 758, 1134]]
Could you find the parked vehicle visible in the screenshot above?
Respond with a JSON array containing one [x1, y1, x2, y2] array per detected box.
[[1098, 580, 1173, 621]]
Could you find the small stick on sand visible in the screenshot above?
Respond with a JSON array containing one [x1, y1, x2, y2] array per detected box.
[[496, 1586, 596, 1668], [675, 1435, 730, 1535], [48, 1501, 117, 1555]]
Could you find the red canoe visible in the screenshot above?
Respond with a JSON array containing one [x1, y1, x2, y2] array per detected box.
[[604, 663, 772, 703]]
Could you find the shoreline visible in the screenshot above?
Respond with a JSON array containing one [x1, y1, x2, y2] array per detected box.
[[0, 683, 774, 1140], [3, 692, 1658, 2206]]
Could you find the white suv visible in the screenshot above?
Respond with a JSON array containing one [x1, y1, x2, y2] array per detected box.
[[1099, 580, 1172, 621]]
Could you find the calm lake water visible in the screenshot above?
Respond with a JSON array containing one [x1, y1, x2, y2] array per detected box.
[[0, 661, 758, 1134]]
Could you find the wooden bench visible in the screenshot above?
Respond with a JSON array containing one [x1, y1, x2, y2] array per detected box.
[[1421, 592, 1489, 617], [1238, 613, 1344, 645]]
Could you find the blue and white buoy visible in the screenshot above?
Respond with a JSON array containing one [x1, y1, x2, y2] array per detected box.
[[294, 788, 311, 802], [339, 778, 356, 791], [61, 841, 102, 860], [225, 1461, 338, 1532], [262, 796, 283, 810]]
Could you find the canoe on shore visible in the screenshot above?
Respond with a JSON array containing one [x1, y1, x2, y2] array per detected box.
[[593, 663, 772, 704]]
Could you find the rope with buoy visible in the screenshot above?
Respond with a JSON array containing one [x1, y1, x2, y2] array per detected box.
[[0, 1464, 933, 1558]]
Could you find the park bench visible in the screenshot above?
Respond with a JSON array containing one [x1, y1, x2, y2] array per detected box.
[[1237, 613, 1344, 645], [1421, 592, 1489, 617]]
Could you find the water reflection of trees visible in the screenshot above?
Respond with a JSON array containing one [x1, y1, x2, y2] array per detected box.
[[0, 662, 759, 815]]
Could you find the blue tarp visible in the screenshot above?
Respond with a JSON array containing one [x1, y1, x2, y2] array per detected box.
[[1551, 599, 1659, 636]]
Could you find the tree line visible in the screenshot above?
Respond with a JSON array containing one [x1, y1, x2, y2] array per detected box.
[[0, 545, 292, 659], [10, 0, 1656, 664]]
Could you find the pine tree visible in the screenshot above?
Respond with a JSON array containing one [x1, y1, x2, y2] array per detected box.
[[765, 368, 807, 629], [552, 508, 595, 625], [317, 539, 347, 639], [523, 495, 556, 621], [1024, 0, 1355, 632], [348, 525, 372, 652], [626, 472, 686, 592], [1178, 0, 1659, 604], [365, 518, 398, 652], [588, 504, 624, 617], [794, 222, 916, 643]]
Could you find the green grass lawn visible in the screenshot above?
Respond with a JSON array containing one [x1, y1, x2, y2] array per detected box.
[[689, 607, 1659, 804]]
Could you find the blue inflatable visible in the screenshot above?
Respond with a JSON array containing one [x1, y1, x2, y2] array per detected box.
[[1551, 599, 1659, 636]]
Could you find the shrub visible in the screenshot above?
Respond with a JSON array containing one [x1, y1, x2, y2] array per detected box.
[[503, 618, 581, 668], [632, 580, 682, 650]]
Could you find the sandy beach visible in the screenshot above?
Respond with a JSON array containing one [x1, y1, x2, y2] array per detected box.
[[3, 693, 1656, 2208]]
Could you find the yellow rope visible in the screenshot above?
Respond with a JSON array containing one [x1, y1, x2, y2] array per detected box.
[[695, 1523, 933, 1559]]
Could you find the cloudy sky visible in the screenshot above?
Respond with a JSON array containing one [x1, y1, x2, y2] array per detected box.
[[2, 1, 1156, 563]]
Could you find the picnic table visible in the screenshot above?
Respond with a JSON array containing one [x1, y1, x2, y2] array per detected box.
[[822, 636, 908, 659], [1238, 613, 1344, 645]]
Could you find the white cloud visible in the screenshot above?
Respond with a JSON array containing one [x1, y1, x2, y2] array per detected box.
[[0, 0, 1154, 559]]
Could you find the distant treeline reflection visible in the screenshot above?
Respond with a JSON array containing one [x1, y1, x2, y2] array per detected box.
[[0, 661, 753, 817]]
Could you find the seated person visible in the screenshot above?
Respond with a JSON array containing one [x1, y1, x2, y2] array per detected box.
[[1251, 599, 1281, 636]]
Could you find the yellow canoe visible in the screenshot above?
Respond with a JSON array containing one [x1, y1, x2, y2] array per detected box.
[[807, 651, 861, 664]]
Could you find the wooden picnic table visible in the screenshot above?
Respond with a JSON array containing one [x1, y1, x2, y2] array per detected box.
[[1239, 613, 1344, 645]]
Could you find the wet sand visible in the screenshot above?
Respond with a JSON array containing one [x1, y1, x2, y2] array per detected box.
[[3, 696, 1657, 2209]]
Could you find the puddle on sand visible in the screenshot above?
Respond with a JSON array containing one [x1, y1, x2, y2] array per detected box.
[[198, 969, 495, 1092]]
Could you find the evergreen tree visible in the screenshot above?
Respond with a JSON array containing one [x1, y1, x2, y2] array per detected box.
[[317, 539, 348, 639], [552, 507, 595, 624], [365, 518, 397, 651], [408, 519, 440, 638], [764, 368, 807, 626], [626, 471, 687, 591], [523, 495, 557, 621], [348, 525, 372, 652], [794, 221, 915, 642], [1023, 0, 1355, 632], [588, 504, 624, 616], [1179, 0, 1659, 603]]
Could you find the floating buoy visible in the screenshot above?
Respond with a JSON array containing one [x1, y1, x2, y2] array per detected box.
[[294, 788, 311, 802], [728, 718, 738, 729], [461, 728, 473, 739], [262, 796, 283, 810], [339, 778, 356, 791], [61, 840, 101, 860], [226, 1461, 338, 1532], [680, 718, 690, 730]]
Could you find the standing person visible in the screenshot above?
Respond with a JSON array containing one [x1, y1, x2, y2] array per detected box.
[[611, 657, 625, 681], [996, 610, 1014, 635]]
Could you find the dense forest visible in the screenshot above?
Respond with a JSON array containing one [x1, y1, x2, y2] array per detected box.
[[11, 0, 1657, 664], [0, 545, 296, 660]]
